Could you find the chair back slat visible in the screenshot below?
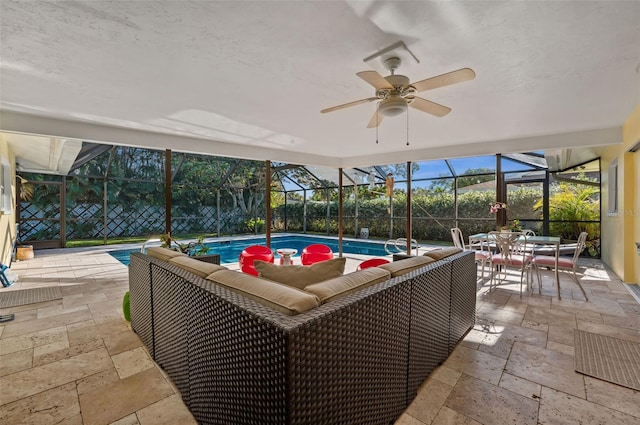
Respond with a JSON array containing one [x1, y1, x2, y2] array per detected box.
[[487, 231, 531, 297], [572, 232, 589, 264], [450, 228, 466, 250], [489, 231, 528, 263]]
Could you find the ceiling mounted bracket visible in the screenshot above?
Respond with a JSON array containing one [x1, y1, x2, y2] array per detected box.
[[363, 41, 419, 75]]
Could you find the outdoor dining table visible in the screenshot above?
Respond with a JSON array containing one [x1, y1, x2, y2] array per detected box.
[[469, 233, 562, 299]]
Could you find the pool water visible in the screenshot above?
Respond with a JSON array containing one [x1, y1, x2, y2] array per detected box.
[[108, 234, 389, 266]]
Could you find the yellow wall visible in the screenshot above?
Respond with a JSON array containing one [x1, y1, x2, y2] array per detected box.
[[600, 103, 640, 284], [0, 135, 17, 265]]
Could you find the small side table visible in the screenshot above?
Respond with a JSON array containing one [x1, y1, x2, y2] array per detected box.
[[276, 248, 297, 266], [392, 254, 413, 262], [194, 254, 221, 265]]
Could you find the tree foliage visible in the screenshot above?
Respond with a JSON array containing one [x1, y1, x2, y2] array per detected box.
[[427, 167, 494, 191], [20, 149, 270, 242], [18, 149, 601, 258], [534, 175, 600, 244]]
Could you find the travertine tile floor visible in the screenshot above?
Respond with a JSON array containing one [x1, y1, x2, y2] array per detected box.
[[1, 247, 639, 424]]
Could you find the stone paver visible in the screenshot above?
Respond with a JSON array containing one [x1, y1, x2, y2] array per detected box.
[[1, 248, 638, 425]]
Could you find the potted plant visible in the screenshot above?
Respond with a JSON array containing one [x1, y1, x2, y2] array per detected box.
[[489, 202, 507, 214], [509, 218, 523, 232], [160, 233, 210, 257], [15, 244, 35, 261], [490, 202, 510, 231], [159, 234, 221, 264], [17, 175, 34, 202]]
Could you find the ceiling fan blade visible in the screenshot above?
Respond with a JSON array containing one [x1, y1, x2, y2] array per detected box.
[[366, 109, 384, 128], [356, 71, 394, 90], [411, 68, 476, 92], [409, 97, 451, 117], [321, 97, 378, 114]]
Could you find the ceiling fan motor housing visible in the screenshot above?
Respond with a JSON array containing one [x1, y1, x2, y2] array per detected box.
[[385, 74, 409, 87]]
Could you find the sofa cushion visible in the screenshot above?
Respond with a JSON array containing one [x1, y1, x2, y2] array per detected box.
[[423, 247, 463, 261], [379, 256, 435, 277], [254, 257, 346, 290], [205, 269, 320, 316], [168, 256, 227, 278], [304, 268, 391, 304], [146, 246, 186, 262]]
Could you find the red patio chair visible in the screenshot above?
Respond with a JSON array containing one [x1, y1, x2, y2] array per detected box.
[[301, 244, 333, 265], [239, 245, 274, 276], [357, 258, 390, 270]]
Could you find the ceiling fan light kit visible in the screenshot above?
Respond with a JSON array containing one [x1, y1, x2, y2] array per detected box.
[[321, 41, 476, 129], [378, 96, 407, 117]]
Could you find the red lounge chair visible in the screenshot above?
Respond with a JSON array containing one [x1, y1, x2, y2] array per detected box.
[[301, 244, 333, 265], [357, 258, 390, 270], [239, 245, 274, 276]]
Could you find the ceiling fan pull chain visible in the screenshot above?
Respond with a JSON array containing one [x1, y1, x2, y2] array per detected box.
[[406, 107, 410, 146], [376, 102, 379, 144]]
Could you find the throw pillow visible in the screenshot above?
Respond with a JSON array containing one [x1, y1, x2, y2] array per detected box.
[[423, 247, 463, 261], [205, 270, 320, 316], [146, 247, 186, 262], [304, 268, 391, 303], [254, 257, 346, 290], [379, 256, 435, 277], [168, 256, 227, 278]]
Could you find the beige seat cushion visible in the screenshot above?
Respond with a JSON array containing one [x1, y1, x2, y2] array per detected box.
[[423, 247, 463, 261], [379, 256, 435, 277], [205, 270, 320, 316], [254, 257, 346, 290], [147, 247, 186, 262], [304, 268, 391, 304], [168, 256, 227, 278]]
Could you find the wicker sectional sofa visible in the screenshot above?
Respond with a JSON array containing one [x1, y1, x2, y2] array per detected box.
[[128, 247, 476, 425]]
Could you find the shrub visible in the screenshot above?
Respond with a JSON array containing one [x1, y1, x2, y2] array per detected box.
[[122, 291, 130, 321]]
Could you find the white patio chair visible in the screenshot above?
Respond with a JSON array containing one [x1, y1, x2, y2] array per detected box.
[[533, 232, 589, 301], [451, 227, 491, 282], [521, 229, 538, 252], [488, 231, 533, 297]]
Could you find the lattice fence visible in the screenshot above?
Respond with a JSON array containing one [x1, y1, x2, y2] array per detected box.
[[20, 201, 263, 242], [19, 203, 61, 241]]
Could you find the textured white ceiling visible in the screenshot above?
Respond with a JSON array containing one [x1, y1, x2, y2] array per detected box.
[[1, 1, 639, 168]]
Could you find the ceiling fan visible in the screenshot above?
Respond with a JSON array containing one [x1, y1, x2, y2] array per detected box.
[[321, 57, 476, 128]]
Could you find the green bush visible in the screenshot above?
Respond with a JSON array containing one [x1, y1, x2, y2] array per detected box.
[[534, 180, 600, 256], [273, 182, 600, 257], [122, 291, 130, 321], [245, 218, 265, 233]]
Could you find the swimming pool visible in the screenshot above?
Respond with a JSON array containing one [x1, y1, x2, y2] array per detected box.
[[108, 234, 390, 266]]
